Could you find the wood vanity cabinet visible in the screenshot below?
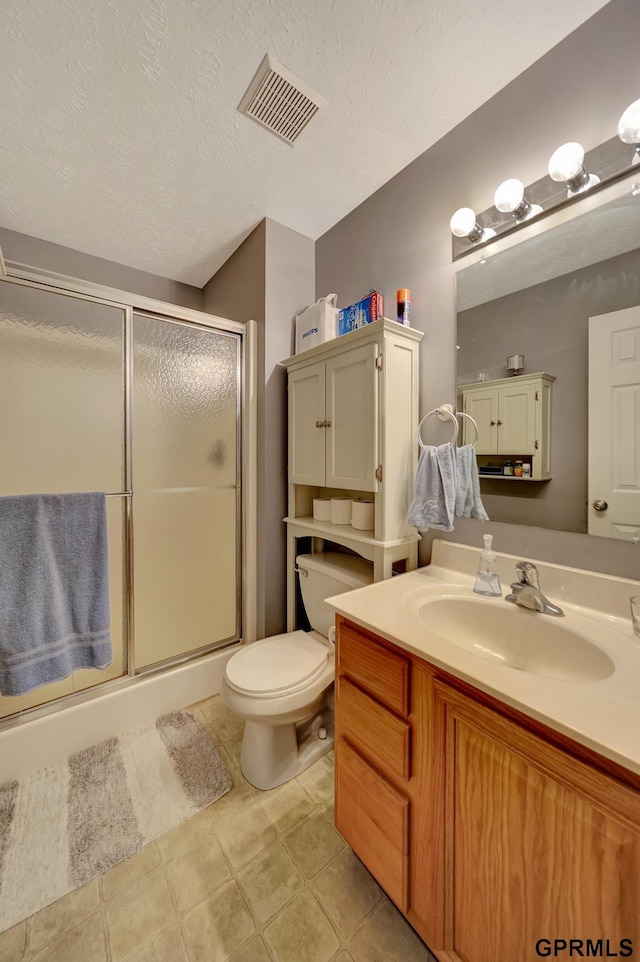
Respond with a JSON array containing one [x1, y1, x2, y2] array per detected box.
[[334, 615, 640, 962]]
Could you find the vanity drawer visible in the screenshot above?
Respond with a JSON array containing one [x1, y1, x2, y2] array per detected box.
[[338, 675, 411, 782], [336, 737, 409, 911], [339, 621, 410, 717]]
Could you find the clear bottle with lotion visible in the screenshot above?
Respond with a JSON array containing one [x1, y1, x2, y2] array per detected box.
[[473, 534, 502, 596]]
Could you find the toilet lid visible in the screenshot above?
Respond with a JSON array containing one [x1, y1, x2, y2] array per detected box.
[[225, 631, 329, 695]]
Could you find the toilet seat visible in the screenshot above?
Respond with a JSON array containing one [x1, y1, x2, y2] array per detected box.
[[225, 631, 330, 698]]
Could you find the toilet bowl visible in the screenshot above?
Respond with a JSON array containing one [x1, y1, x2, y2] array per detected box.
[[222, 552, 373, 790]]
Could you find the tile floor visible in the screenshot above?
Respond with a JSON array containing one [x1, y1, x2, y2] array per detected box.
[[0, 695, 437, 962]]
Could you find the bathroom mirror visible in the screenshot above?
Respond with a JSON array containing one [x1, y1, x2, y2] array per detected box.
[[455, 184, 640, 539]]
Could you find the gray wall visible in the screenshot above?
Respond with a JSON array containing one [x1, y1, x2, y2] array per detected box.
[[264, 220, 315, 636], [0, 227, 202, 310], [203, 222, 268, 636], [457, 246, 640, 533], [202, 222, 267, 325], [315, 0, 640, 578], [203, 218, 315, 637]]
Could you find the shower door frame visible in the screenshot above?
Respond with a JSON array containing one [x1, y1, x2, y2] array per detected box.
[[0, 260, 257, 726]]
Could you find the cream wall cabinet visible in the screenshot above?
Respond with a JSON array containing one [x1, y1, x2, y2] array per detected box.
[[335, 616, 640, 962], [288, 342, 379, 490], [282, 320, 423, 624], [461, 372, 554, 479]]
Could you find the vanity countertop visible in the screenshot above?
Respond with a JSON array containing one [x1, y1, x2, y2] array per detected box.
[[327, 540, 640, 777]]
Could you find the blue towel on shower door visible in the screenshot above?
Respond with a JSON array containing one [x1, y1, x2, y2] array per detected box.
[[0, 493, 112, 696]]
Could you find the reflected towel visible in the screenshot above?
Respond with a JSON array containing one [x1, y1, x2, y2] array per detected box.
[[455, 445, 490, 521], [0, 493, 112, 696], [407, 444, 457, 531]]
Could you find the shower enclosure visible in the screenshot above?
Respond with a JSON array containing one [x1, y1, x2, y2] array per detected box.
[[0, 270, 255, 725]]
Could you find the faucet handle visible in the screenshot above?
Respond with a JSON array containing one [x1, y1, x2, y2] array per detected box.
[[515, 561, 539, 588]]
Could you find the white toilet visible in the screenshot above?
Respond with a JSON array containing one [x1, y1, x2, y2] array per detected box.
[[222, 551, 373, 790]]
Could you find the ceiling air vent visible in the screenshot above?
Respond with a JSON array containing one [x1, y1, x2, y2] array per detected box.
[[238, 54, 326, 145]]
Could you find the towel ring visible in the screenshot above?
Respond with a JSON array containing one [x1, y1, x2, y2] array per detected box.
[[418, 404, 459, 449], [457, 411, 479, 448]]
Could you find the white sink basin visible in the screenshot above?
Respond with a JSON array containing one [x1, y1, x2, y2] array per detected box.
[[418, 596, 615, 682]]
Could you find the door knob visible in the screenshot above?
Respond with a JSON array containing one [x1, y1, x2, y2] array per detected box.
[[593, 500, 608, 512]]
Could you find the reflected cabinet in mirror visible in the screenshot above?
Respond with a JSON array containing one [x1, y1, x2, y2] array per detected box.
[[456, 188, 640, 539]]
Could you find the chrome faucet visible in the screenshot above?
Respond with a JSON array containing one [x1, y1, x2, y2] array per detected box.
[[505, 562, 564, 616]]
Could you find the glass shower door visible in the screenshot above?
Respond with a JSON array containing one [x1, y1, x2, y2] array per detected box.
[[131, 313, 241, 669], [0, 281, 127, 717]]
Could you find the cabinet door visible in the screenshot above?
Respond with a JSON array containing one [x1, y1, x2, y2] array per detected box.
[[437, 683, 640, 962], [288, 361, 326, 484], [498, 381, 537, 453], [325, 343, 378, 490], [335, 737, 409, 911], [463, 388, 498, 453]]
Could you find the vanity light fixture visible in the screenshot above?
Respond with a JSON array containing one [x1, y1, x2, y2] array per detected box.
[[548, 142, 600, 196], [449, 208, 496, 244], [494, 179, 543, 222], [617, 98, 640, 163]]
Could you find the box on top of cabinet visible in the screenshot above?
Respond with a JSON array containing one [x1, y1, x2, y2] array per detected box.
[[295, 294, 339, 354], [338, 290, 384, 336]]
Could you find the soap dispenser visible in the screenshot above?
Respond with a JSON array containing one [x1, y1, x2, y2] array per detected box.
[[473, 534, 502, 597]]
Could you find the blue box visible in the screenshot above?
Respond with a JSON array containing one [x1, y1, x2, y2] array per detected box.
[[338, 290, 384, 336]]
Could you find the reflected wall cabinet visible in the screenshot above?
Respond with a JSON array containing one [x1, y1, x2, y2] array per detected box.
[[282, 320, 423, 621], [460, 372, 554, 479]]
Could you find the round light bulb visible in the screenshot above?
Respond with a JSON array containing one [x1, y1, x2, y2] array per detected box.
[[618, 98, 640, 145], [494, 179, 525, 213], [450, 207, 477, 238], [548, 142, 585, 182]]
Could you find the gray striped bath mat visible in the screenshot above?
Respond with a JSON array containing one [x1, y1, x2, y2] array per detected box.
[[0, 710, 232, 933]]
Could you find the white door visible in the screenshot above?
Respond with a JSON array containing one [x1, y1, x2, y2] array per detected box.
[[498, 381, 537, 454], [589, 305, 640, 539], [325, 343, 378, 490], [288, 361, 326, 485], [463, 388, 498, 453]]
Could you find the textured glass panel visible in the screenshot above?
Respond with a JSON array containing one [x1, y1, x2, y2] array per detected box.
[[0, 282, 124, 495], [133, 489, 238, 669], [74, 496, 127, 692], [132, 314, 239, 491], [0, 496, 128, 718]]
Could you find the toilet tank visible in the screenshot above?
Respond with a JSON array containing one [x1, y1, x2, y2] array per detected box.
[[296, 552, 373, 638]]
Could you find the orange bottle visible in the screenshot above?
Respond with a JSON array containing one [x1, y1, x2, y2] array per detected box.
[[397, 289, 411, 327]]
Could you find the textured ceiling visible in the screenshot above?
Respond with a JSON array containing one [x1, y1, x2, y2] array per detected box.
[[0, 0, 610, 286]]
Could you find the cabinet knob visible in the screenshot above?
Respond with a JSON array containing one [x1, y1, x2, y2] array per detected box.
[[315, 420, 323, 428], [490, 420, 496, 426], [497, 420, 503, 425], [323, 419, 332, 428], [593, 500, 608, 512]]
